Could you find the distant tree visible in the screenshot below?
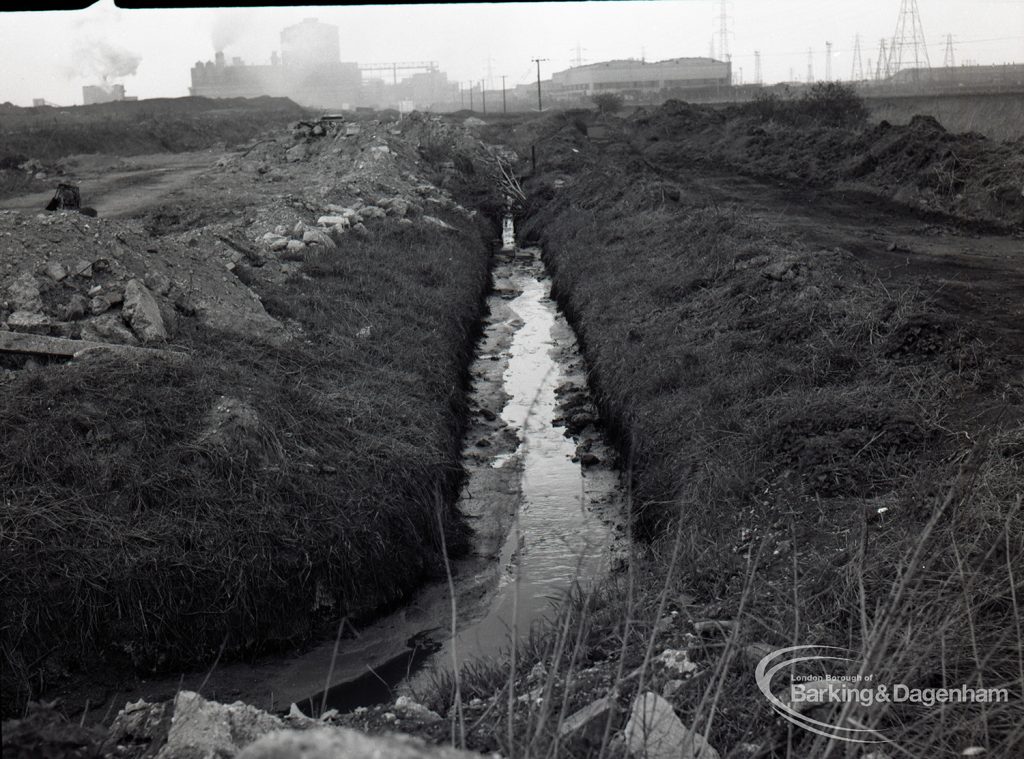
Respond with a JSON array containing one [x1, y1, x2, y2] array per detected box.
[[591, 93, 624, 114], [800, 82, 868, 126]]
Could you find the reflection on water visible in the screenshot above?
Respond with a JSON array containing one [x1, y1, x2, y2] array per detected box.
[[311, 252, 621, 713]]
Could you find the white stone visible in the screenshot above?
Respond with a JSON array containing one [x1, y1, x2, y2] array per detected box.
[[654, 648, 698, 677], [237, 726, 482, 759], [7, 273, 43, 312], [122, 279, 168, 343], [624, 692, 719, 759]]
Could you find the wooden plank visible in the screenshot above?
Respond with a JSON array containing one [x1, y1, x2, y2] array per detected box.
[[0, 330, 188, 363]]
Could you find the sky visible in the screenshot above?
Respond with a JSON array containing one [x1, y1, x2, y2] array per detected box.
[[0, 1, 1022, 106]]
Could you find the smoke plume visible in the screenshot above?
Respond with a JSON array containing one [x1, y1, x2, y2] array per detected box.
[[72, 38, 142, 84], [210, 11, 253, 53]]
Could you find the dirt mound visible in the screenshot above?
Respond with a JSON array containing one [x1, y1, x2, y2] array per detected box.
[[633, 99, 1024, 227]]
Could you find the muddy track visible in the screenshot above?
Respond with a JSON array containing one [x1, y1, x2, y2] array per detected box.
[[0, 152, 218, 218]]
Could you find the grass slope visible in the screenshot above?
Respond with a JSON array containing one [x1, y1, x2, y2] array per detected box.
[[519, 130, 1023, 754], [410, 112, 1022, 757], [0, 218, 491, 716]]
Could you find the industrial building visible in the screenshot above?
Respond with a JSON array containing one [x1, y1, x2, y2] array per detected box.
[[190, 19, 361, 108], [549, 58, 732, 103], [189, 18, 456, 110], [82, 84, 137, 105]]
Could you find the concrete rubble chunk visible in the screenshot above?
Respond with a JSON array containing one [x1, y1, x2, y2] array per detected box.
[[302, 229, 336, 250], [422, 215, 455, 230], [45, 261, 68, 282], [89, 296, 111, 316], [237, 726, 485, 759], [386, 198, 410, 217], [0, 331, 187, 363], [62, 294, 89, 321], [83, 312, 139, 345], [360, 205, 386, 220], [624, 692, 720, 759], [7, 272, 43, 312], [261, 232, 289, 247], [156, 691, 284, 759], [558, 696, 614, 744], [145, 270, 173, 296], [7, 311, 52, 335], [285, 143, 309, 162], [393, 695, 442, 724], [122, 278, 168, 343], [654, 648, 698, 677]]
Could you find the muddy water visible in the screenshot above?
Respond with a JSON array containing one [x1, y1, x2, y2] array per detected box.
[[71, 243, 622, 718], [308, 245, 624, 711]]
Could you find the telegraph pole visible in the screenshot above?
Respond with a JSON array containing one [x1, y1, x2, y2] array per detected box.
[[532, 58, 548, 111], [481, 80, 486, 114], [469, 82, 474, 111], [501, 75, 507, 113], [825, 41, 833, 81]]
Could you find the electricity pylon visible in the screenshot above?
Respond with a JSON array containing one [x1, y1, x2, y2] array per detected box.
[[942, 34, 956, 68], [851, 34, 865, 81], [889, 0, 931, 74]]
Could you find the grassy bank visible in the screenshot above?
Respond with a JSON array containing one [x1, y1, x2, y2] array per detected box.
[[0, 217, 491, 716], [410, 112, 1023, 756], [0, 96, 306, 165]]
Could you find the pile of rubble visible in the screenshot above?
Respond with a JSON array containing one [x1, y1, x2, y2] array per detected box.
[[2, 110, 505, 372], [0, 210, 285, 368]]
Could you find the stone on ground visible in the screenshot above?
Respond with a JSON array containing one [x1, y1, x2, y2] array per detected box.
[[623, 692, 719, 759], [123, 278, 168, 342], [237, 727, 484, 759], [7, 272, 43, 312], [558, 695, 614, 744]]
